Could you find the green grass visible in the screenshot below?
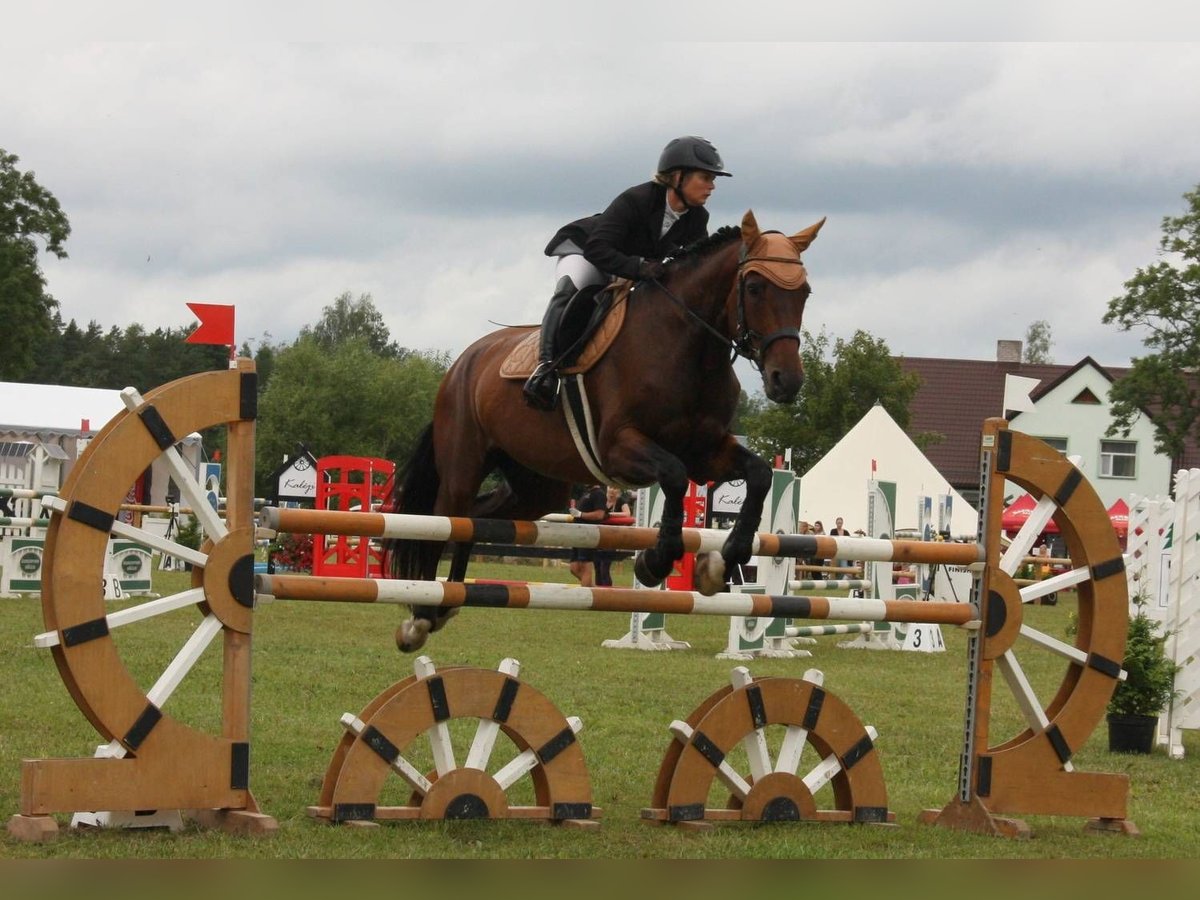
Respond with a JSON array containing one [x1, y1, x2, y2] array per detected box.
[[2, 558, 1199, 858]]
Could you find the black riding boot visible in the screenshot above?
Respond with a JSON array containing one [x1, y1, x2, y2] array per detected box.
[[523, 276, 576, 410]]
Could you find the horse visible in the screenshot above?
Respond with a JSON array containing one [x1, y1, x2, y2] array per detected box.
[[388, 209, 825, 651]]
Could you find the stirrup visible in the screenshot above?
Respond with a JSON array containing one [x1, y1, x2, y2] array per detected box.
[[523, 364, 560, 410]]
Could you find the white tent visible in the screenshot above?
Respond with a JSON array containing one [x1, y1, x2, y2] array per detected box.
[[0, 381, 126, 433], [797, 404, 978, 538]]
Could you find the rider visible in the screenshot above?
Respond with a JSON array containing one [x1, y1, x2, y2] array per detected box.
[[523, 136, 732, 410]]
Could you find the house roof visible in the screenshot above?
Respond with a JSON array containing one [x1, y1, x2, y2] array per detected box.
[[896, 357, 1063, 487], [894, 353, 1200, 491]]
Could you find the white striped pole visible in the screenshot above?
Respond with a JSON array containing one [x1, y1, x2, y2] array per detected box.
[[255, 573, 977, 626], [785, 623, 875, 638], [260, 507, 985, 568], [789, 579, 873, 592]]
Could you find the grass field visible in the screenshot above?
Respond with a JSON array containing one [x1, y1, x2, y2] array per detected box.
[[2, 557, 1199, 859]]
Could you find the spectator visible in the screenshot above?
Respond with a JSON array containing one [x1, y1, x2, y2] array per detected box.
[[568, 483, 607, 586], [595, 486, 632, 587]]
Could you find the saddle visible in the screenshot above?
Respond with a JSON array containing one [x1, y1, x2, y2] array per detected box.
[[499, 280, 631, 380]]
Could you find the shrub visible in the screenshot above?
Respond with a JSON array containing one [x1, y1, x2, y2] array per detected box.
[[1108, 597, 1180, 717]]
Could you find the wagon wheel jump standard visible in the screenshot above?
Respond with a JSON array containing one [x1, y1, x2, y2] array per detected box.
[[308, 656, 598, 827], [7, 361, 270, 842], [642, 666, 893, 828], [919, 420, 1134, 837]]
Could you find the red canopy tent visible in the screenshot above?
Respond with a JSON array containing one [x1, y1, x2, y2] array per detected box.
[[1001, 493, 1060, 534], [1107, 498, 1129, 536]]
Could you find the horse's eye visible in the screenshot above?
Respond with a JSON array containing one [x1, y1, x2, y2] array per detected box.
[[746, 280, 764, 297]]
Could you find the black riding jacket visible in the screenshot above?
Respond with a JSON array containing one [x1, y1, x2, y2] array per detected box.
[[544, 181, 710, 282]]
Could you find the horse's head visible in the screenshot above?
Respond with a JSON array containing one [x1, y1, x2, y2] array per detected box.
[[732, 210, 825, 403]]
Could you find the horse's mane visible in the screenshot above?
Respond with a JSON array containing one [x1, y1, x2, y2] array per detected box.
[[665, 225, 741, 270]]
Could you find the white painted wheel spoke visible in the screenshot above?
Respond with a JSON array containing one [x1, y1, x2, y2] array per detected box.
[[339, 714, 432, 795], [145, 613, 223, 708], [775, 668, 824, 774], [34, 588, 208, 648], [41, 495, 209, 567], [997, 650, 1074, 772], [775, 725, 809, 774], [1000, 496, 1058, 575], [1018, 566, 1089, 604], [494, 717, 583, 790], [801, 727, 878, 794], [670, 720, 751, 800], [121, 388, 226, 541], [1019, 624, 1093, 669], [730, 667, 772, 780], [412, 656, 456, 775], [465, 658, 520, 771]]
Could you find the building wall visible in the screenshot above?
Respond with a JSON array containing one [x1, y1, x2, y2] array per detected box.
[[1007, 365, 1171, 506]]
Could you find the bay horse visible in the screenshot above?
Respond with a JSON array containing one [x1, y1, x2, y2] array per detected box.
[[389, 210, 825, 651]]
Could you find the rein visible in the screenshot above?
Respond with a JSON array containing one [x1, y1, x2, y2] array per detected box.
[[646, 244, 807, 372]]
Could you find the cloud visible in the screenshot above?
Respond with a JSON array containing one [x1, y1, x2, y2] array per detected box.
[[7, 41, 1197, 374]]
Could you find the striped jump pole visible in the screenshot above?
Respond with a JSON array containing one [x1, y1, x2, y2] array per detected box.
[[0, 488, 58, 500], [0, 517, 51, 529], [789, 579, 873, 592], [260, 507, 985, 568], [786, 623, 874, 639], [254, 573, 977, 627]]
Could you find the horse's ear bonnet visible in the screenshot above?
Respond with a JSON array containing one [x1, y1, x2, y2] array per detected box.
[[788, 217, 826, 253], [737, 210, 818, 291]]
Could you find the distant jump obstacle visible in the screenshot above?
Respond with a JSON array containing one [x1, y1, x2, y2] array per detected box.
[[8, 360, 1136, 840]]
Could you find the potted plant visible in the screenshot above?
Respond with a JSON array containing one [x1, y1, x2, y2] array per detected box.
[[1106, 596, 1180, 753]]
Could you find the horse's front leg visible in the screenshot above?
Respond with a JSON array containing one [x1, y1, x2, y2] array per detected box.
[[605, 432, 689, 588], [694, 440, 773, 595]]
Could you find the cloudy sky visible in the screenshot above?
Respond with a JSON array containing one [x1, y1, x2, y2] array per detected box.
[[5, 22, 1199, 384]]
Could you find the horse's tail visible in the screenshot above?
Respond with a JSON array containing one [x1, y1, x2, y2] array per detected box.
[[386, 422, 442, 580]]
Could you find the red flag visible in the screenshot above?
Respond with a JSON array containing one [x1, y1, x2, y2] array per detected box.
[[185, 303, 235, 347], [871, 458, 877, 473]]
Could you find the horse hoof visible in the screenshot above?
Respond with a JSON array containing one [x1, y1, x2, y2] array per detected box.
[[633, 551, 664, 588], [396, 618, 431, 653], [694, 551, 728, 596]]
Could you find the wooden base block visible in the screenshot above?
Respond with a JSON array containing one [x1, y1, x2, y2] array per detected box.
[[1084, 817, 1140, 836], [918, 796, 1031, 839], [190, 808, 279, 837], [558, 817, 601, 830], [7, 814, 59, 843]]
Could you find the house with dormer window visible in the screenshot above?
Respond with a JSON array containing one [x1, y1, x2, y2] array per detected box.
[[896, 340, 1200, 509]]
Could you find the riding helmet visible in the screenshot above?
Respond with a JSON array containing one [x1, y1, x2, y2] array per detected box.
[[657, 136, 732, 177]]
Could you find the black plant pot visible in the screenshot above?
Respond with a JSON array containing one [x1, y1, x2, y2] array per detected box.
[[1106, 712, 1158, 753]]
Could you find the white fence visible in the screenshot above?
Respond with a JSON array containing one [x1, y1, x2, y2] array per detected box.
[[1126, 470, 1200, 759]]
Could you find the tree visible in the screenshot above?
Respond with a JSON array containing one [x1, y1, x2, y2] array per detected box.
[[1024, 319, 1054, 364], [254, 335, 450, 497], [1, 149, 70, 380], [738, 329, 923, 475], [1103, 183, 1200, 463], [301, 291, 398, 357]]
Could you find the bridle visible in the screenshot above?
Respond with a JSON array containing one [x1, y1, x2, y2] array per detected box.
[[646, 236, 808, 372], [733, 235, 808, 371]]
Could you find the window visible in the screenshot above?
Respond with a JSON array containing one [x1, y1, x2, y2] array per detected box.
[[1036, 437, 1068, 454], [1099, 440, 1136, 478]]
